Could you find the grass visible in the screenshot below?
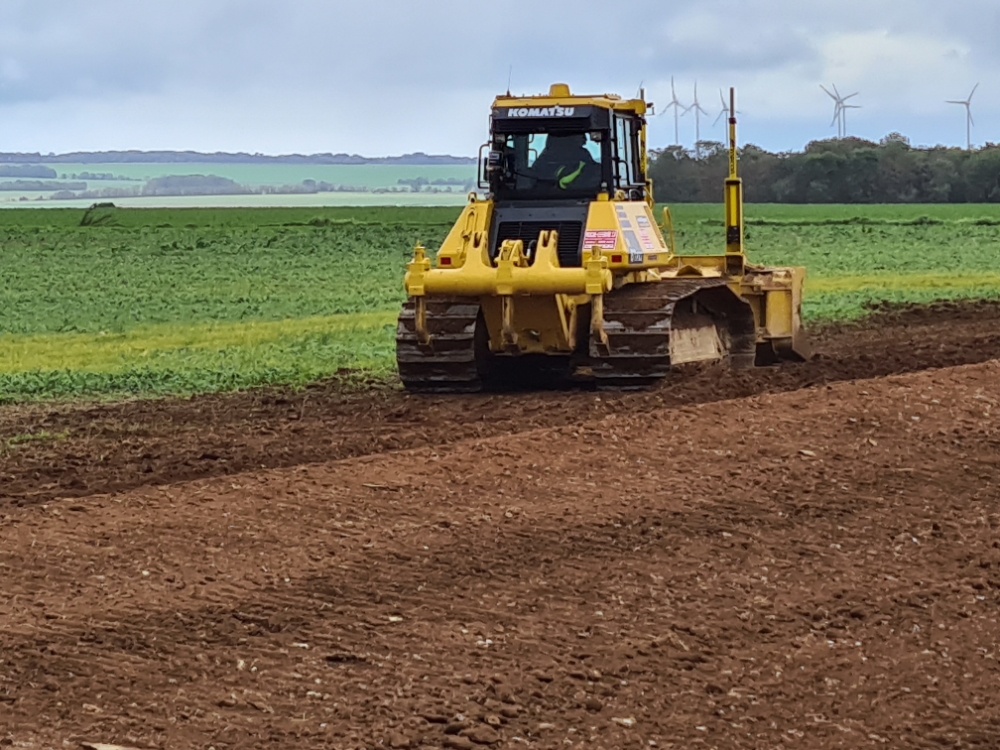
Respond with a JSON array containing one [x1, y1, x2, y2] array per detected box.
[[0, 214, 451, 336], [2, 312, 397, 372], [666, 203, 1000, 319], [0, 204, 464, 228], [1, 202, 1000, 402]]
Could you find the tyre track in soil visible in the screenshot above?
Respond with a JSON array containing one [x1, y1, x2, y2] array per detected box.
[[1, 359, 998, 748], [2, 298, 1000, 505]]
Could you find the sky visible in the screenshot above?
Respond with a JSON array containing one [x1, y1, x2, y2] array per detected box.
[[0, 0, 997, 156]]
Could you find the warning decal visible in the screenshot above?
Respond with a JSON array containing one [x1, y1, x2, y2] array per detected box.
[[583, 229, 618, 250]]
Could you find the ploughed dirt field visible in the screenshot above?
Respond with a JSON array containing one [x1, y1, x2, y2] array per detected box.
[[2, 299, 1000, 507], [1, 300, 1000, 749]]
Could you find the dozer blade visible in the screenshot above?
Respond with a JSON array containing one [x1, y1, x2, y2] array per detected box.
[[589, 278, 756, 390], [396, 297, 482, 393], [756, 337, 811, 366]]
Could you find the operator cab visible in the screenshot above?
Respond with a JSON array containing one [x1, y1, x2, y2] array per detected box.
[[480, 89, 648, 204], [478, 84, 649, 267]]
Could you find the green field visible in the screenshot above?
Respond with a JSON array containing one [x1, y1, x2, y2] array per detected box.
[[0, 163, 477, 208], [1, 203, 999, 402], [47, 163, 478, 189]]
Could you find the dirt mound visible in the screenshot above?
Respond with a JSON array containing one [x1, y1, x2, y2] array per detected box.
[[2, 298, 1000, 505], [861, 296, 1000, 325], [2, 360, 998, 748]]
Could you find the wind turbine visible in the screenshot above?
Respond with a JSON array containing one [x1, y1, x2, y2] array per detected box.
[[821, 85, 842, 136], [713, 88, 739, 126], [820, 84, 859, 138], [947, 84, 979, 151], [682, 81, 710, 157], [660, 77, 685, 146], [841, 101, 862, 138]]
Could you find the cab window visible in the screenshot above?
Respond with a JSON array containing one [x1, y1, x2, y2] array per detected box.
[[614, 115, 641, 188], [492, 130, 606, 200], [525, 134, 602, 167]]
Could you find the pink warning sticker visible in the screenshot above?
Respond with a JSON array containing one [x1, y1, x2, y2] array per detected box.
[[583, 229, 618, 250]]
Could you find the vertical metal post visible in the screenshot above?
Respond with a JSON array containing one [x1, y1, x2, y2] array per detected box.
[[724, 87, 745, 275], [728, 89, 738, 180], [500, 295, 519, 349], [590, 293, 609, 354]]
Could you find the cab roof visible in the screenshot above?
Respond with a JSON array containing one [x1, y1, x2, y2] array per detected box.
[[493, 83, 648, 115]]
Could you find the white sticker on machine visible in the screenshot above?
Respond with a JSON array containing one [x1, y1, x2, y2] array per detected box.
[[623, 231, 644, 264], [583, 229, 618, 250]]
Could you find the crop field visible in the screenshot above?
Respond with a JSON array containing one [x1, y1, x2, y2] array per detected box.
[[1, 202, 1000, 402]]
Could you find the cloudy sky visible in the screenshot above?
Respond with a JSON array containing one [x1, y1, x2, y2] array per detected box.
[[0, 0, 996, 156]]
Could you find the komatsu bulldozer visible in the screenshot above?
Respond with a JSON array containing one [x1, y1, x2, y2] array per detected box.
[[397, 84, 808, 391]]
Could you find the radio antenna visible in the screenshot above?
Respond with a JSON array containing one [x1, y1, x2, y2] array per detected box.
[[506, 66, 513, 96]]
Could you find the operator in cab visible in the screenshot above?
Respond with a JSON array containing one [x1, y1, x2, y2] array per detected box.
[[532, 133, 600, 191]]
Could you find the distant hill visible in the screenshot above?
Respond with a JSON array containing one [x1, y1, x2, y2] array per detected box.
[[0, 164, 58, 178], [0, 151, 476, 166]]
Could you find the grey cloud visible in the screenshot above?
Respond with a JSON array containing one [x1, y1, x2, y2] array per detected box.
[[0, 0, 987, 93], [0, 0, 286, 103], [0, 0, 996, 152]]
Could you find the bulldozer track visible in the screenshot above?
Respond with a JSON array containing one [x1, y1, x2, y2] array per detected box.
[[396, 297, 481, 393], [588, 278, 756, 390], [399, 280, 759, 393]]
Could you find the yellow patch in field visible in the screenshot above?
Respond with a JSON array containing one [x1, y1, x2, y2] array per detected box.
[[0, 311, 397, 373]]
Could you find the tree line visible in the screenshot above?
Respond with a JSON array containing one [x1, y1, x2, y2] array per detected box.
[[648, 135, 1000, 203]]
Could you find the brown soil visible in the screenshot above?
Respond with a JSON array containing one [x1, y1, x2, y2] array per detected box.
[[3, 298, 1000, 506], [1, 300, 999, 749]]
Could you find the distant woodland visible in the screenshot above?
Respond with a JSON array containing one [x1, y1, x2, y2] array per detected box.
[[649, 135, 1000, 203], [11, 138, 1000, 204], [0, 165, 58, 178]]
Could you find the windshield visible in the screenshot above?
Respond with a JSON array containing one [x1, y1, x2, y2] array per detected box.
[[493, 131, 605, 200]]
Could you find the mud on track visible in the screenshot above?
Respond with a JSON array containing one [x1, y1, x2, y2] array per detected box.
[[2, 298, 1000, 505], [1, 358, 999, 749]]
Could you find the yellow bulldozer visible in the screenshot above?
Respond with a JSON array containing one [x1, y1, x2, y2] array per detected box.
[[397, 84, 808, 391]]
